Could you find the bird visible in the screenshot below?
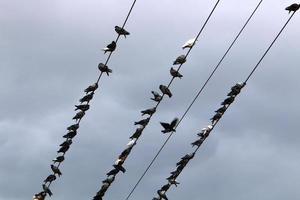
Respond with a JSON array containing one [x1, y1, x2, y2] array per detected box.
[[102, 41, 116, 54], [173, 55, 186, 65], [101, 182, 110, 191], [102, 176, 115, 184], [84, 83, 98, 94], [215, 106, 226, 114], [44, 174, 56, 183], [79, 93, 94, 103], [141, 107, 156, 116], [170, 67, 183, 79], [93, 194, 103, 200], [119, 147, 132, 158], [67, 124, 79, 131], [57, 145, 70, 154], [160, 118, 178, 133], [113, 164, 126, 173], [221, 96, 235, 106], [33, 192, 46, 200], [285, 3, 300, 13], [42, 184, 53, 196], [127, 139, 137, 148], [51, 165, 62, 177], [52, 155, 65, 163], [106, 168, 119, 176], [151, 91, 162, 102], [72, 110, 85, 121], [181, 153, 195, 161], [168, 178, 180, 187], [176, 164, 185, 172], [98, 63, 112, 76], [176, 159, 188, 167], [63, 131, 77, 139], [161, 184, 171, 191], [210, 112, 222, 123], [159, 85, 172, 98], [59, 140, 72, 147], [115, 26, 130, 38], [182, 38, 196, 49], [134, 118, 150, 126], [130, 127, 143, 139], [75, 104, 90, 112], [191, 138, 204, 147], [157, 190, 168, 200]]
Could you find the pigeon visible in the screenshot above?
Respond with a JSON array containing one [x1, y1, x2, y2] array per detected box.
[[160, 118, 178, 133], [72, 110, 85, 121], [113, 164, 126, 173], [106, 168, 119, 176], [228, 83, 245, 96], [119, 147, 132, 158], [198, 125, 213, 138], [42, 184, 53, 196], [95, 190, 105, 198], [59, 140, 72, 147], [159, 85, 172, 98], [161, 184, 171, 191], [51, 164, 62, 176], [33, 192, 46, 200], [130, 127, 143, 139], [134, 118, 150, 126], [221, 96, 235, 106], [52, 155, 65, 163], [170, 170, 180, 177], [57, 145, 70, 154], [84, 83, 98, 94], [151, 91, 162, 102], [215, 106, 226, 114], [168, 179, 180, 187], [173, 55, 186, 65], [191, 138, 204, 147], [115, 26, 130, 38], [176, 159, 188, 167], [93, 194, 103, 200], [75, 104, 90, 112], [101, 182, 110, 191], [181, 153, 195, 161], [127, 138, 137, 148], [176, 164, 185, 172], [211, 112, 222, 123], [102, 176, 115, 184], [79, 93, 94, 103], [102, 41, 116, 54], [98, 63, 113, 76], [182, 38, 196, 49], [286, 3, 300, 13], [67, 124, 79, 131], [157, 190, 168, 200], [44, 174, 56, 183], [170, 67, 183, 78], [63, 131, 77, 139], [141, 107, 156, 116], [115, 158, 124, 166]]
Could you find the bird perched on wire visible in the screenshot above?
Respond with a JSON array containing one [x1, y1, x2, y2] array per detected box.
[[113, 164, 126, 173], [228, 82, 245, 96], [107, 168, 119, 176], [159, 85, 172, 98], [157, 190, 168, 200], [173, 55, 186, 65], [59, 140, 72, 147], [51, 165, 62, 177], [182, 38, 196, 49], [130, 127, 143, 139], [115, 26, 130, 38], [215, 106, 226, 114], [52, 155, 64, 163], [33, 192, 46, 200], [221, 96, 235, 106], [42, 184, 53, 196], [102, 41, 116, 54], [67, 124, 79, 131], [79, 93, 94, 104], [57, 144, 70, 154], [44, 174, 56, 183], [141, 107, 156, 116], [72, 110, 85, 121], [127, 138, 137, 148], [103, 176, 115, 184], [168, 178, 180, 187], [160, 118, 178, 133], [191, 138, 204, 147], [211, 112, 222, 124], [151, 91, 162, 102], [63, 130, 77, 139], [170, 67, 183, 79], [84, 83, 98, 94], [161, 184, 171, 191], [75, 104, 90, 112], [98, 63, 112, 76], [134, 118, 150, 126], [286, 3, 300, 13]]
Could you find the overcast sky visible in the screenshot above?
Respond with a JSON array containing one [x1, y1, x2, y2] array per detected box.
[[1, 0, 300, 200]]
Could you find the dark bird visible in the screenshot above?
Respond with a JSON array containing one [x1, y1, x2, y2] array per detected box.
[[44, 174, 56, 183], [98, 63, 112, 76], [157, 190, 168, 200], [113, 164, 126, 173], [170, 170, 180, 177], [168, 178, 180, 187], [221, 96, 235, 106], [170, 67, 183, 78], [102, 176, 115, 184], [286, 3, 300, 13], [102, 41, 116, 54], [173, 55, 186, 65], [115, 26, 130, 38], [161, 184, 171, 191], [176, 159, 188, 167], [63, 131, 77, 139], [151, 91, 162, 102], [115, 158, 124, 166], [52, 155, 65, 163], [93, 194, 103, 200], [119, 147, 132, 158], [57, 145, 69, 154], [228, 82, 245, 96], [75, 104, 90, 112], [96, 190, 105, 197], [159, 85, 172, 98], [176, 164, 185, 172], [79, 93, 94, 103], [106, 168, 119, 176], [191, 138, 204, 147], [42, 184, 53, 196], [33, 192, 46, 200], [211, 112, 222, 123], [59, 140, 72, 147], [67, 124, 79, 131], [141, 107, 156, 116], [215, 106, 226, 114], [101, 182, 110, 191], [160, 118, 178, 133], [84, 83, 98, 94], [181, 153, 195, 161], [130, 127, 143, 139], [72, 110, 85, 121], [134, 118, 150, 126], [51, 164, 62, 177]]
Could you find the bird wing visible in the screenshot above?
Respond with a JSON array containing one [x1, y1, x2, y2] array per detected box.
[[160, 122, 170, 129], [170, 118, 179, 127]]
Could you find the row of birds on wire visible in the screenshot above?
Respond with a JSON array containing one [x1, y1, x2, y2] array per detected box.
[[33, 2, 300, 200]]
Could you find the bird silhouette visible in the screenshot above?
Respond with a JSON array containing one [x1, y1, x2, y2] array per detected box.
[[107, 168, 119, 176], [44, 174, 56, 183], [84, 83, 98, 94], [79, 93, 94, 104], [215, 106, 226, 114], [102, 41, 116, 54], [115, 26, 130, 38], [191, 138, 204, 147], [75, 104, 90, 112], [59, 140, 72, 147], [170, 67, 183, 79], [57, 144, 69, 154], [286, 3, 300, 13], [134, 118, 150, 126], [159, 85, 172, 98], [63, 131, 77, 139], [52, 155, 64, 163], [67, 124, 79, 131], [98, 63, 113, 76], [51, 165, 62, 177], [173, 55, 186, 65], [141, 107, 156, 116], [72, 110, 85, 121], [160, 118, 178, 133], [221, 96, 235, 106]]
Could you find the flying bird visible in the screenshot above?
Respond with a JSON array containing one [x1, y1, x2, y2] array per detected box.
[[63, 131, 77, 139], [42, 184, 53, 196], [113, 164, 126, 173], [141, 107, 156, 116], [173, 55, 186, 65], [75, 104, 90, 112], [79, 93, 94, 103], [151, 91, 162, 102], [52, 155, 64, 163], [170, 67, 183, 78], [182, 38, 196, 49], [159, 85, 172, 98], [130, 127, 143, 139], [51, 165, 62, 177], [286, 3, 300, 13], [44, 174, 56, 183], [98, 63, 113, 76], [160, 118, 178, 133], [115, 26, 130, 38], [67, 124, 79, 131], [102, 41, 116, 54], [134, 118, 150, 126], [84, 83, 98, 94], [72, 110, 85, 121]]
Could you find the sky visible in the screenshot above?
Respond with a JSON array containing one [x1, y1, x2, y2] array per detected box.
[[1, 0, 300, 200]]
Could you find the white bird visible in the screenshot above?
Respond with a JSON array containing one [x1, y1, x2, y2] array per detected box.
[[182, 38, 196, 49]]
